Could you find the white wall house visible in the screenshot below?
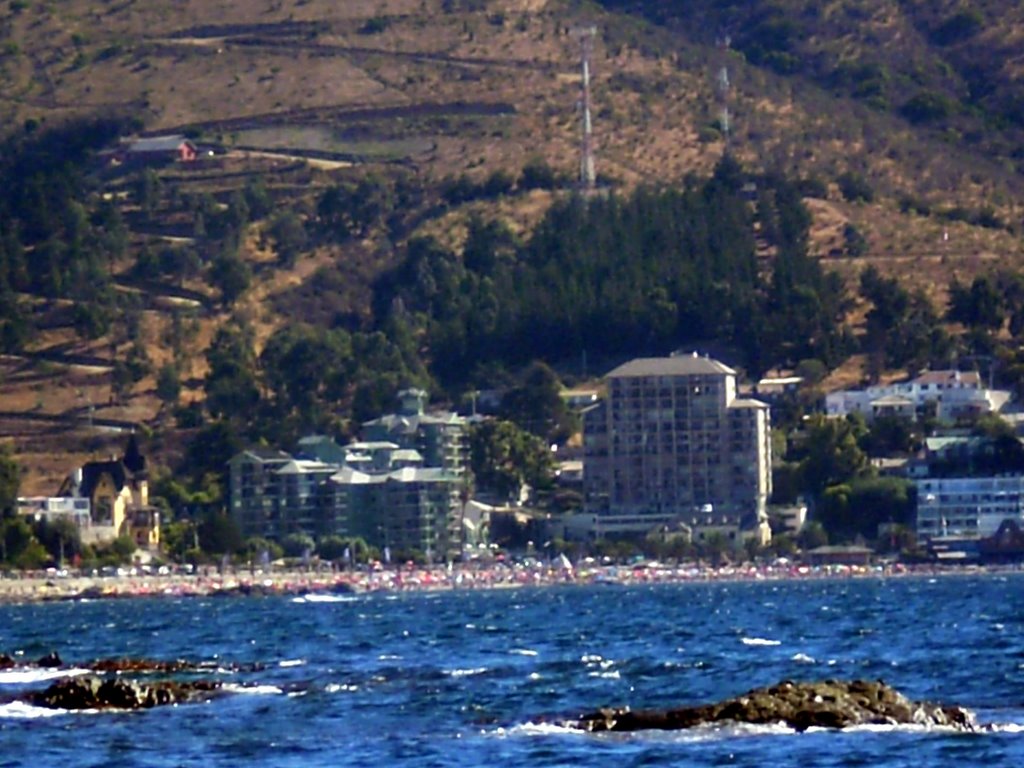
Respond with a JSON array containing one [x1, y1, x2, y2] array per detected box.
[[826, 370, 1011, 422]]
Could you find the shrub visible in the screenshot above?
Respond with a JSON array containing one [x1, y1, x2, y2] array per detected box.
[[901, 91, 956, 124], [358, 16, 389, 35], [836, 172, 874, 203]]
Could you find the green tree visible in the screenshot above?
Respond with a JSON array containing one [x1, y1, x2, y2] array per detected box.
[[500, 361, 576, 443], [267, 209, 308, 267], [948, 275, 1005, 332], [204, 324, 260, 421], [260, 324, 352, 426], [798, 520, 829, 550], [798, 414, 871, 498], [136, 168, 162, 219], [817, 476, 914, 543], [244, 536, 283, 563], [33, 516, 83, 565], [0, 445, 19, 517], [2, 516, 44, 567], [281, 532, 315, 559], [315, 534, 349, 561], [469, 420, 555, 501], [156, 363, 181, 408], [198, 511, 243, 555], [519, 157, 557, 190], [209, 251, 251, 306], [161, 520, 197, 562]]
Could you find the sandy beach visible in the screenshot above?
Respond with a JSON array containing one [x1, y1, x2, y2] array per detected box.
[[0, 560, 1012, 606]]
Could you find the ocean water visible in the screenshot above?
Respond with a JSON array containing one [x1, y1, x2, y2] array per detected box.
[[1, 574, 1023, 767]]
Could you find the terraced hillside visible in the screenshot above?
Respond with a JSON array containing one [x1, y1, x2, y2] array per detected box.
[[3, 0, 1024, 494]]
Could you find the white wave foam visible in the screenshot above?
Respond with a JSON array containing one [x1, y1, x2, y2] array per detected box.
[[0, 668, 91, 685], [222, 683, 284, 695], [278, 659, 305, 668], [588, 670, 620, 679], [580, 654, 603, 663], [324, 683, 359, 693], [989, 722, 1024, 733], [488, 718, 1003, 743], [378, 654, 402, 661], [292, 593, 354, 604], [510, 648, 538, 656], [791, 653, 816, 664], [306, 593, 355, 603], [492, 720, 796, 741], [445, 667, 488, 678], [836, 722, 966, 735], [0, 701, 70, 719], [491, 722, 582, 737], [741, 637, 781, 646]]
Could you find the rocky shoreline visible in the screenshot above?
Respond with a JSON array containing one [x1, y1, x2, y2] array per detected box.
[[2, 652, 981, 730], [571, 679, 978, 733]]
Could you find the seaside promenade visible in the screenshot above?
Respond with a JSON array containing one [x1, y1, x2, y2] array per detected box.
[[0, 559, 1007, 605]]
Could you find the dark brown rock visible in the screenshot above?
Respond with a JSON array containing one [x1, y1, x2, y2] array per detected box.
[[28, 676, 221, 710], [36, 651, 62, 668], [574, 680, 977, 733], [89, 657, 195, 674], [0, 653, 15, 669]]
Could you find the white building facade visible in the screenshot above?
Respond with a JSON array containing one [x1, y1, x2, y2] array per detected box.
[[916, 475, 1024, 540], [826, 370, 1011, 422], [582, 354, 772, 541]]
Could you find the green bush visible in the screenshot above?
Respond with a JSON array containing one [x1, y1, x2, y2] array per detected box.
[[901, 91, 956, 124], [836, 172, 874, 203]]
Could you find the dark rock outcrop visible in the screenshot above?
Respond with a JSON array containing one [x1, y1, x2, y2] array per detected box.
[[88, 657, 264, 674], [36, 652, 62, 668], [28, 675, 221, 710], [0, 653, 15, 669], [574, 680, 977, 733], [89, 657, 196, 674]]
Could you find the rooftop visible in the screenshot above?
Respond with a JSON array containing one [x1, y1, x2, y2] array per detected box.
[[606, 353, 736, 379], [912, 370, 982, 387], [127, 135, 193, 153]]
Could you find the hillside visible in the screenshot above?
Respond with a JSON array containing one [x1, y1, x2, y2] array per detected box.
[[3, 0, 1024, 495]]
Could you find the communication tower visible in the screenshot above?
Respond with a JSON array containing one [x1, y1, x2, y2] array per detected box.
[[716, 35, 732, 150], [575, 25, 598, 190]]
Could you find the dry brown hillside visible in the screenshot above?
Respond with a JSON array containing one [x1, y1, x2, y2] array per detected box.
[[3, 0, 1024, 492]]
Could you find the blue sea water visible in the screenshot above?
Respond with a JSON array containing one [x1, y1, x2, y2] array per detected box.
[[1, 574, 1023, 767]]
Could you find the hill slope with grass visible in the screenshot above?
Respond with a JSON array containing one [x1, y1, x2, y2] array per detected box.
[[3, 0, 1024, 496]]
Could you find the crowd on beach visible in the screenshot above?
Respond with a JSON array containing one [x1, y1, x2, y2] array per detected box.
[[0, 557, 1018, 605]]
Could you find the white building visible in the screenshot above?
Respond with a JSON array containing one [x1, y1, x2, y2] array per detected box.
[[916, 475, 1024, 540], [826, 370, 1011, 422], [582, 353, 772, 544], [16, 496, 93, 539]]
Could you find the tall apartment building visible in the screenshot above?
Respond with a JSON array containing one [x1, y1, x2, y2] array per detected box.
[[228, 390, 469, 557], [583, 354, 772, 541], [362, 389, 467, 476]]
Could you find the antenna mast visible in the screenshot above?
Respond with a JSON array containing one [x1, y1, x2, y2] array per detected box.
[[575, 25, 598, 190], [717, 35, 732, 150]]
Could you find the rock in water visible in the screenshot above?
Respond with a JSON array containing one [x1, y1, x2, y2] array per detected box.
[[28, 676, 221, 710], [574, 680, 977, 733]]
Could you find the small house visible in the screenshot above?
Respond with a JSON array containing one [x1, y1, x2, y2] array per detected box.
[[117, 135, 198, 165]]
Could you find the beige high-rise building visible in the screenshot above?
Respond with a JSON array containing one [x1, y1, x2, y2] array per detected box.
[[582, 353, 772, 543]]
